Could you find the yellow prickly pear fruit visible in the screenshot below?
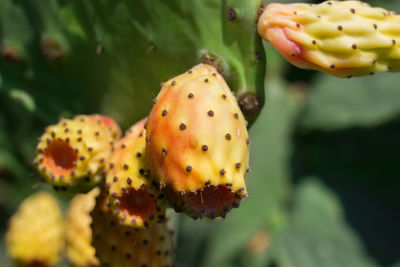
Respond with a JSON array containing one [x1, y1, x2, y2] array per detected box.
[[66, 187, 100, 267], [91, 193, 174, 267], [105, 118, 166, 229], [146, 64, 249, 219], [258, 1, 400, 77], [34, 114, 121, 190], [6, 192, 65, 267]]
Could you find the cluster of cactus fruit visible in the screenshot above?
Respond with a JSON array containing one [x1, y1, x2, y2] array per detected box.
[[7, 63, 250, 266], [5, 0, 400, 266]]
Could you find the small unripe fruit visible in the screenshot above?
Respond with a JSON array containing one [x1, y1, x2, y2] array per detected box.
[[6, 192, 64, 266], [106, 119, 166, 229], [258, 1, 400, 77], [66, 187, 100, 267], [34, 114, 121, 190]]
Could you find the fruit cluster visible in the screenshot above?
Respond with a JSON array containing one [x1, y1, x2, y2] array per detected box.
[[6, 63, 250, 267]]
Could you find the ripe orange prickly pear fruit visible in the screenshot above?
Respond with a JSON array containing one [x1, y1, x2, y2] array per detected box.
[[6, 192, 64, 267], [91, 192, 174, 267], [105, 118, 166, 229], [66, 187, 100, 267], [258, 1, 400, 77], [146, 64, 249, 219], [34, 114, 121, 190]]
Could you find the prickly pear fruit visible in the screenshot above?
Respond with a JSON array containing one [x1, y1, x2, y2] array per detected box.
[[91, 193, 174, 267], [258, 1, 400, 77], [66, 187, 100, 267], [146, 64, 249, 219], [105, 118, 166, 229], [34, 114, 121, 190], [6, 192, 64, 267]]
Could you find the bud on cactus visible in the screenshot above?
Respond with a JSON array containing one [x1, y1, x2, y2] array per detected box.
[[66, 187, 100, 267], [34, 114, 121, 190], [91, 193, 174, 267], [146, 64, 249, 219], [6, 192, 64, 266], [106, 118, 166, 229], [258, 1, 400, 77]]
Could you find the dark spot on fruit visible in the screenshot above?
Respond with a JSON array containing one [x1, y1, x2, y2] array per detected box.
[[186, 165, 192, 172], [225, 133, 231, 140], [338, 25, 343, 31], [162, 110, 168, 116], [330, 64, 335, 69], [207, 110, 214, 117], [201, 145, 208, 151], [350, 8, 355, 14], [235, 163, 241, 169], [113, 176, 118, 182], [136, 152, 142, 157], [312, 40, 316, 45], [352, 44, 357, 49], [188, 93, 194, 98], [172, 81, 176, 86], [179, 123, 186, 130], [123, 164, 129, 170], [162, 148, 168, 156], [220, 169, 226, 175], [204, 78, 209, 83]]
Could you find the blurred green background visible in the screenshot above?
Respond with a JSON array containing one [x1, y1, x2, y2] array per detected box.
[[1, 0, 400, 266]]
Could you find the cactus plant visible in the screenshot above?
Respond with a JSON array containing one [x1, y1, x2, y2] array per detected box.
[[1, 1, 400, 267], [258, 1, 400, 77], [6, 192, 65, 267], [146, 64, 249, 219], [66, 187, 100, 267], [33, 114, 120, 191], [106, 118, 166, 229]]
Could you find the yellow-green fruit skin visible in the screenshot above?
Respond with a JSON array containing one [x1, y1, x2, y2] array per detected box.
[[146, 64, 249, 219], [105, 118, 166, 229], [66, 188, 100, 267], [6, 192, 65, 266], [34, 114, 121, 188], [91, 193, 174, 267], [258, 1, 400, 77]]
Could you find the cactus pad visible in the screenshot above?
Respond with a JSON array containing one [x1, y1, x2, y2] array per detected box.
[[258, 1, 400, 77]]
